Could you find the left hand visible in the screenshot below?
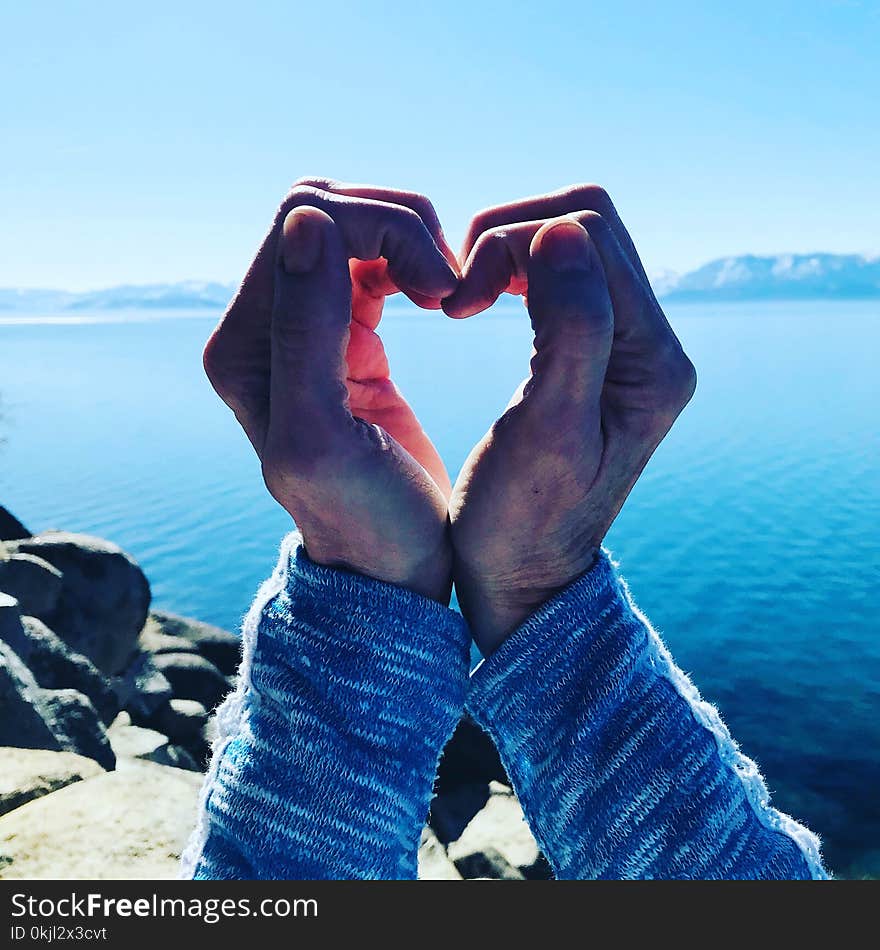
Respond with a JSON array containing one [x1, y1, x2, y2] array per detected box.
[[203, 179, 460, 601]]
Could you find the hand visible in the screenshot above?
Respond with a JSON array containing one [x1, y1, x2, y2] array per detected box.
[[203, 180, 459, 602], [442, 185, 697, 653]]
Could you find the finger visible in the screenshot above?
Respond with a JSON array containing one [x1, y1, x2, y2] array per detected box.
[[525, 220, 613, 408], [445, 211, 672, 345], [461, 183, 650, 285], [344, 321, 450, 495], [267, 206, 353, 449], [305, 179, 458, 272], [347, 375, 452, 498], [222, 182, 458, 340], [204, 181, 457, 440], [307, 179, 458, 311]]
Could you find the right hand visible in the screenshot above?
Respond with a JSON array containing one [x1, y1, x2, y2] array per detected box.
[[203, 180, 460, 602]]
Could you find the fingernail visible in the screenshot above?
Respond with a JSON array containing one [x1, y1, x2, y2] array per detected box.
[[281, 208, 323, 273], [540, 221, 592, 273]]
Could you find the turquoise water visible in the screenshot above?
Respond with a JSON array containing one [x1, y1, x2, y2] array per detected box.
[[1, 300, 878, 877]]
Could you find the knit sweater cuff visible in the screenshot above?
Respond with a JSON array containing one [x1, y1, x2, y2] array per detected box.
[[182, 532, 470, 880], [467, 550, 828, 880], [276, 539, 470, 721]]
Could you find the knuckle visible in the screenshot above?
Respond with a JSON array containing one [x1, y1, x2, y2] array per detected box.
[[278, 184, 327, 219], [566, 183, 613, 212], [399, 191, 439, 227], [469, 205, 499, 236], [390, 202, 424, 232], [475, 226, 510, 257]]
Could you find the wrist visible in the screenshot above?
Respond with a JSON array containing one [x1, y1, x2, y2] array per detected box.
[[454, 546, 600, 655], [302, 531, 453, 605]]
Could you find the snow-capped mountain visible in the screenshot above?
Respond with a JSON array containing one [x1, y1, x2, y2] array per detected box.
[[1, 254, 879, 313], [0, 282, 235, 312], [659, 253, 880, 301]]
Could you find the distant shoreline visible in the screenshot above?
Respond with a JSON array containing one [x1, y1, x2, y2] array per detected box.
[[2, 252, 879, 314], [2, 296, 880, 328]]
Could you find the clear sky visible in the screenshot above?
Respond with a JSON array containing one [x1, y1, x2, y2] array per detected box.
[[2, 0, 877, 290]]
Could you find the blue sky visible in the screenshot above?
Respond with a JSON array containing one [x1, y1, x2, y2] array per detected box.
[[2, 0, 877, 290]]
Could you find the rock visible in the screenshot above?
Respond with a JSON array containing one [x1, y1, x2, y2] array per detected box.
[[0, 506, 30, 541], [417, 827, 462, 880], [107, 720, 198, 771], [133, 699, 211, 769], [149, 610, 240, 676], [430, 782, 492, 845], [40, 690, 115, 771], [151, 651, 230, 712], [0, 759, 202, 879], [452, 847, 525, 881], [114, 651, 173, 718], [203, 712, 219, 748], [0, 635, 62, 753], [447, 782, 544, 878], [0, 632, 114, 769], [5, 616, 119, 724], [146, 698, 208, 744], [436, 715, 508, 793], [0, 553, 63, 618], [0, 747, 104, 817], [0, 591, 24, 643], [137, 616, 200, 657], [8, 532, 151, 675]]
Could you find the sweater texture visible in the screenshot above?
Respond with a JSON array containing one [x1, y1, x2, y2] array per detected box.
[[182, 535, 827, 880]]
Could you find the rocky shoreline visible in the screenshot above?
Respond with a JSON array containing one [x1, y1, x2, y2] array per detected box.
[[0, 504, 546, 880]]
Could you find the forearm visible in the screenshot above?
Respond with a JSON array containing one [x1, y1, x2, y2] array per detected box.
[[181, 532, 470, 880], [466, 551, 828, 880]]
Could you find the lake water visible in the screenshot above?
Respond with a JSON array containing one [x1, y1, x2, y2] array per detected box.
[[1, 299, 878, 878]]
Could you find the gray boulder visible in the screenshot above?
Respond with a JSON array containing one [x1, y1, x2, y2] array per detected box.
[[151, 651, 230, 712], [0, 759, 203, 879], [40, 690, 115, 771], [5, 615, 119, 724], [138, 698, 210, 769], [107, 718, 198, 771], [0, 553, 63, 618], [430, 782, 492, 845], [8, 533, 151, 675], [452, 847, 525, 880], [137, 617, 200, 657], [417, 827, 463, 880], [446, 782, 547, 880], [147, 698, 208, 744], [0, 506, 30, 542], [149, 610, 240, 676], [0, 629, 114, 770], [0, 747, 104, 817], [0, 632, 61, 753], [113, 651, 173, 718], [0, 592, 25, 644]]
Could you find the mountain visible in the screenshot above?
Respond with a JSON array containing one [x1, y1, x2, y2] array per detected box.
[[659, 253, 880, 302], [0, 282, 235, 312], [1, 254, 879, 312]]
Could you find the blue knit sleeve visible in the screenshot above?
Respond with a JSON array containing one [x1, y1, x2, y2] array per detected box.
[[466, 551, 829, 880], [181, 532, 470, 880]]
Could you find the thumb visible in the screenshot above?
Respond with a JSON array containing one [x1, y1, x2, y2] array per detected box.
[[526, 219, 613, 407], [268, 205, 353, 444]]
